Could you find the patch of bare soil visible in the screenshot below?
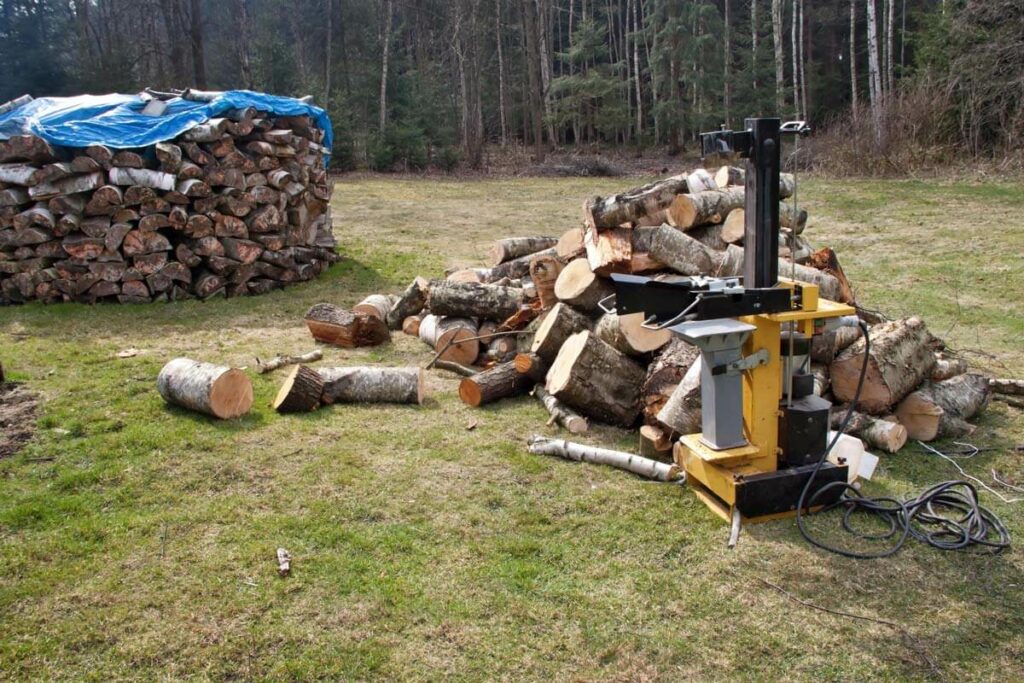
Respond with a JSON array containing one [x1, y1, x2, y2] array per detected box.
[[0, 382, 38, 458]]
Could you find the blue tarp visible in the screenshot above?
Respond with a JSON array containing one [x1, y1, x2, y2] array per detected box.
[[0, 90, 332, 158]]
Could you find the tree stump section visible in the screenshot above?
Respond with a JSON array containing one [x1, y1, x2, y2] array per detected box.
[[304, 303, 390, 348], [531, 302, 594, 362], [428, 281, 524, 320], [488, 236, 558, 265], [554, 258, 614, 312], [639, 424, 673, 461], [419, 315, 479, 365], [156, 357, 253, 419], [273, 365, 325, 413], [831, 317, 935, 414], [459, 361, 535, 406], [319, 366, 424, 405], [895, 373, 991, 440], [546, 330, 646, 427]]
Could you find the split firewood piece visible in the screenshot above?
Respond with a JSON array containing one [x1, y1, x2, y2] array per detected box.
[[642, 338, 700, 426], [533, 386, 588, 434], [488, 236, 558, 266], [419, 315, 479, 365], [272, 365, 325, 413], [258, 349, 324, 374], [459, 361, 534, 407], [831, 317, 936, 414], [628, 226, 667, 272], [555, 227, 585, 260], [582, 174, 691, 229], [433, 360, 478, 377], [655, 357, 702, 436], [386, 277, 430, 330], [554, 258, 614, 312], [804, 248, 855, 304], [990, 379, 1024, 396], [664, 187, 744, 229], [514, 352, 550, 382], [108, 167, 177, 191], [156, 357, 253, 419], [831, 407, 908, 453], [531, 302, 594, 362], [402, 315, 423, 337], [594, 311, 671, 357], [686, 168, 718, 192], [931, 354, 967, 382], [353, 294, 399, 321], [527, 435, 682, 482], [895, 373, 991, 441], [713, 166, 797, 198], [583, 226, 632, 275], [639, 424, 672, 460], [529, 254, 563, 309], [276, 548, 291, 577], [428, 281, 524, 320], [304, 303, 390, 348], [318, 366, 424, 405], [546, 330, 646, 427]]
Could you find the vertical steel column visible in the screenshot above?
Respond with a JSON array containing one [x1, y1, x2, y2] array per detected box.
[[742, 117, 781, 289]]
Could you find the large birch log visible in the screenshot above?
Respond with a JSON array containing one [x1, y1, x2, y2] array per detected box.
[[531, 302, 594, 362], [533, 386, 588, 433], [721, 205, 807, 243], [272, 364, 325, 413], [527, 435, 682, 482], [156, 357, 253, 419], [830, 407, 908, 453], [895, 374, 991, 441], [488, 236, 558, 265], [459, 361, 535, 406], [642, 338, 700, 425], [419, 315, 479, 365], [546, 330, 646, 427], [655, 358, 702, 435], [582, 174, 691, 229], [831, 317, 935, 414], [318, 366, 424, 405], [353, 294, 398, 321], [386, 276, 429, 330], [594, 311, 672, 356], [428, 281, 524, 320], [304, 303, 390, 348], [664, 187, 745, 229], [713, 166, 796, 198], [554, 258, 614, 312]]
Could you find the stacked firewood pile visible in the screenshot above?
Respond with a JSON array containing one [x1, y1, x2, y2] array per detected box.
[[0, 113, 337, 304], [290, 167, 1002, 456]]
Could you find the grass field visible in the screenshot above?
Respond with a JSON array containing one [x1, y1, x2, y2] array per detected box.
[[1, 175, 1022, 681]]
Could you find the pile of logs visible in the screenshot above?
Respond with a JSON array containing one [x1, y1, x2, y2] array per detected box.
[[297, 167, 1000, 459], [0, 110, 338, 304]]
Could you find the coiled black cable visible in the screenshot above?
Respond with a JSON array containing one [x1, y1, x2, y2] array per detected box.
[[795, 321, 1010, 558]]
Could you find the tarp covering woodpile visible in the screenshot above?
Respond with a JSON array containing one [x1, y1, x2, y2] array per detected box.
[[0, 91, 337, 304]]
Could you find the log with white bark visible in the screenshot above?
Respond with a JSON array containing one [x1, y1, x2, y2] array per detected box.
[[258, 349, 323, 374], [720, 206, 807, 243], [931, 354, 968, 382], [108, 167, 177, 191], [533, 385, 588, 433], [353, 294, 398, 321], [531, 302, 594, 362], [428, 281, 524, 320], [304, 303, 390, 348], [488, 236, 558, 265], [553, 258, 614, 312], [272, 364, 325, 413], [664, 186, 744, 229], [527, 435, 682, 481], [546, 330, 646, 427], [810, 325, 861, 364], [582, 174, 691, 229], [459, 361, 535, 406], [594, 311, 671, 357], [318, 366, 424, 405], [989, 379, 1024, 396], [831, 317, 935, 414], [895, 373, 991, 441], [655, 358, 702, 436], [156, 357, 253, 419], [713, 166, 796, 198], [386, 277, 429, 330], [831, 406, 908, 453], [419, 314, 479, 365]]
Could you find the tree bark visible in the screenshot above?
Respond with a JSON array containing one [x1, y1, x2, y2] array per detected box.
[[850, 0, 858, 116], [428, 281, 524, 320], [459, 361, 534, 406], [642, 338, 700, 426], [583, 173, 690, 229], [273, 364, 325, 413], [386, 276, 429, 329], [772, 0, 786, 112], [157, 357, 253, 419], [319, 366, 424, 405], [353, 294, 398, 321], [304, 303, 390, 347], [379, 0, 394, 131], [655, 357, 702, 436]]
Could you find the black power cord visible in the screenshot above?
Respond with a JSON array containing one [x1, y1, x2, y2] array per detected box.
[[795, 321, 1011, 558]]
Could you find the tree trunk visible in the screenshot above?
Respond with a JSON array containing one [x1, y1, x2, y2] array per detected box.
[[885, 0, 894, 94], [319, 366, 424, 405], [831, 317, 935, 414], [546, 330, 646, 427], [531, 302, 594, 362], [495, 0, 508, 146], [799, 0, 808, 119], [791, 0, 800, 117], [157, 357, 253, 419], [723, 0, 731, 127], [631, 0, 644, 141], [419, 315, 479, 365], [772, 0, 785, 112], [850, 0, 858, 116], [534, 386, 588, 433], [895, 373, 990, 441], [273, 364, 325, 413], [866, 0, 882, 126], [324, 0, 333, 105], [379, 0, 394, 131], [527, 435, 682, 481], [553, 258, 614, 312], [488, 236, 558, 265], [428, 281, 524, 320], [459, 361, 534, 406], [304, 303, 390, 347]]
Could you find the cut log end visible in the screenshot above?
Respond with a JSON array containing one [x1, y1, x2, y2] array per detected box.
[[273, 364, 324, 413]]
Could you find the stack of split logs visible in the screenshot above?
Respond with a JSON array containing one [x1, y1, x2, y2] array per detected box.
[[295, 167, 1000, 458], [0, 112, 337, 304]]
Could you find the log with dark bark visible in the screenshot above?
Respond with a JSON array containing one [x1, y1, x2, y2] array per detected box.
[[156, 357, 253, 419], [545, 330, 646, 427], [386, 277, 429, 330], [831, 317, 936, 414], [272, 364, 325, 413], [459, 361, 535, 406], [318, 366, 424, 405], [428, 281, 524, 320], [304, 303, 390, 348]]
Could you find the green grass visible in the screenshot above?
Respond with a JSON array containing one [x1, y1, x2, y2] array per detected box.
[[0, 175, 1022, 681]]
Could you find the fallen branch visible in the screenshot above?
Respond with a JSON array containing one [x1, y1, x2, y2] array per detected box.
[[433, 360, 478, 377], [527, 435, 682, 481], [257, 349, 323, 374]]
